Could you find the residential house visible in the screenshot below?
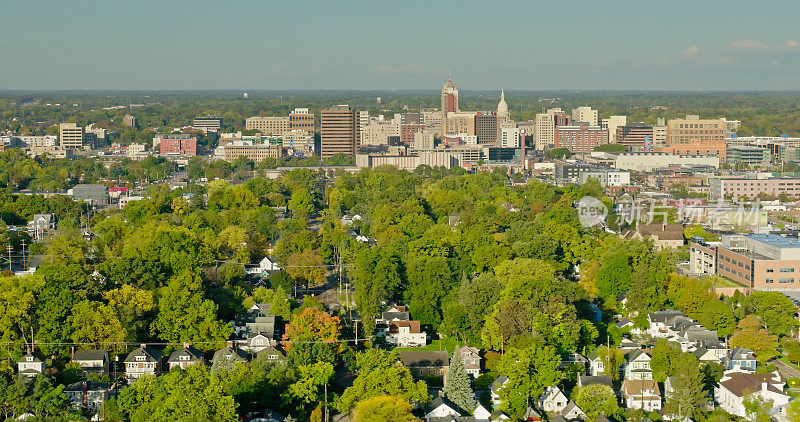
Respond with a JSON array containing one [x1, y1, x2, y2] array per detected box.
[[538, 386, 568, 414], [17, 352, 45, 376], [523, 407, 542, 421], [246, 333, 274, 352], [560, 402, 586, 421], [664, 377, 677, 399], [621, 223, 685, 249], [616, 318, 634, 330], [213, 342, 249, 368], [624, 349, 653, 380], [693, 347, 722, 365], [64, 381, 113, 413], [576, 374, 613, 388], [700, 339, 727, 361], [71, 349, 109, 375], [385, 320, 427, 347], [256, 345, 287, 364], [124, 345, 162, 381], [474, 404, 492, 421], [27, 213, 55, 239], [490, 410, 510, 420], [647, 310, 687, 338], [375, 304, 411, 325], [167, 344, 205, 370], [234, 303, 277, 344], [622, 379, 662, 412], [455, 346, 481, 377], [587, 350, 606, 377], [559, 352, 588, 374], [247, 256, 281, 277], [619, 338, 641, 352], [490, 375, 509, 407], [399, 351, 449, 379], [727, 347, 756, 371], [715, 372, 790, 418], [425, 394, 461, 418]]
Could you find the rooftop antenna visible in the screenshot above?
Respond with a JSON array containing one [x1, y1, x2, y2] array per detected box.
[[448, 68, 452, 81]]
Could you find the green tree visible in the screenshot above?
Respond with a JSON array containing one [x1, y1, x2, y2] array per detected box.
[[649, 339, 683, 382], [593, 346, 625, 381], [68, 300, 128, 352], [337, 349, 428, 412], [104, 284, 155, 342], [745, 291, 800, 338], [730, 315, 779, 358], [354, 395, 417, 422], [495, 345, 562, 418], [444, 351, 474, 413], [742, 392, 773, 422], [284, 361, 334, 406], [571, 384, 619, 420], [663, 355, 708, 420], [596, 251, 632, 302], [151, 271, 232, 350], [113, 366, 237, 422]]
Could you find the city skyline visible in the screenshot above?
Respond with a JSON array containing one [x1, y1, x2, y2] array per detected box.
[[3, 0, 800, 91]]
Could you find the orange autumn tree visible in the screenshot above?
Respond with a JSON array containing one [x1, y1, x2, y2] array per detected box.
[[282, 307, 342, 350]]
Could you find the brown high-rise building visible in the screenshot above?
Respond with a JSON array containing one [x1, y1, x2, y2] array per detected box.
[[441, 72, 459, 128], [617, 125, 654, 148], [475, 112, 499, 145], [320, 105, 357, 158], [663, 115, 726, 159]]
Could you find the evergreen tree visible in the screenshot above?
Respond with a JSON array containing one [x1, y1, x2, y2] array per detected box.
[[663, 355, 708, 420], [444, 350, 475, 414]]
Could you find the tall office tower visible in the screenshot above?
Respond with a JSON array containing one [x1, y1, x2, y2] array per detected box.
[[500, 126, 520, 148], [653, 118, 667, 148], [399, 113, 424, 145], [496, 90, 509, 122], [289, 108, 315, 135], [571, 106, 599, 126], [245, 116, 291, 135], [665, 115, 726, 159], [601, 115, 627, 144], [534, 113, 554, 150], [554, 124, 608, 153], [320, 105, 357, 158], [59, 123, 84, 149], [122, 114, 138, 128], [475, 112, 499, 145], [441, 72, 459, 128]]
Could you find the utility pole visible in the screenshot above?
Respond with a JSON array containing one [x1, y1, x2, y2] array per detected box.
[[20, 239, 26, 269], [6, 244, 12, 271], [323, 383, 328, 422]]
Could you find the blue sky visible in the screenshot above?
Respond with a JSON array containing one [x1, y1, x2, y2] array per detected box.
[[2, 0, 800, 90]]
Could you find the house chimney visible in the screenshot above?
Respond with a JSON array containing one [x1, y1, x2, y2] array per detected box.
[[140, 344, 147, 349], [183, 343, 190, 349], [226, 340, 234, 348], [438, 390, 444, 397], [762, 382, 768, 393]]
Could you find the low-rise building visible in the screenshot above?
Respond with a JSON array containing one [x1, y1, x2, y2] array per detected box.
[[621, 379, 661, 412], [125, 345, 162, 381], [17, 352, 46, 376], [167, 344, 205, 370], [539, 386, 568, 414], [620, 223, 685, 249], [64, 381, 113, 413], [399, 350, 449, 379], [385, 320, 427, 347], [71, 349, 109, 375], [715, 372, 789, 418], [624, 349, 653, 381], [455, 346, 481, 377]]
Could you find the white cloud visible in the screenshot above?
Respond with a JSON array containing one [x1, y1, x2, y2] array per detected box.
[[729, 39, 769, 49], [684, 45, 700, 56], [375, 63, 427, 75]]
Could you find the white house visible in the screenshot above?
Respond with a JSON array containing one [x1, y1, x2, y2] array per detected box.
[[560, 402, 586, 421], [622, 379, 662, 412], [124, 345, 162, 381], [693, 347, 722, 365], [17, 353, 46, 377], [425, 395, 461, 418], [455, 346, 481, 377], [247, 257, 281, 276], [647, 310, 687, 338], [539, 386, 568, 414], [715, 372, 790, 418], [384, 320, 427, 347], [473, 403, 492, 421], [490, 375, 509, 407], [624, 349, 653, 381]]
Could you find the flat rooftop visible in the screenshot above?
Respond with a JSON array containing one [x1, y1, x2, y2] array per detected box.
[[746, 233, 800, 249]]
